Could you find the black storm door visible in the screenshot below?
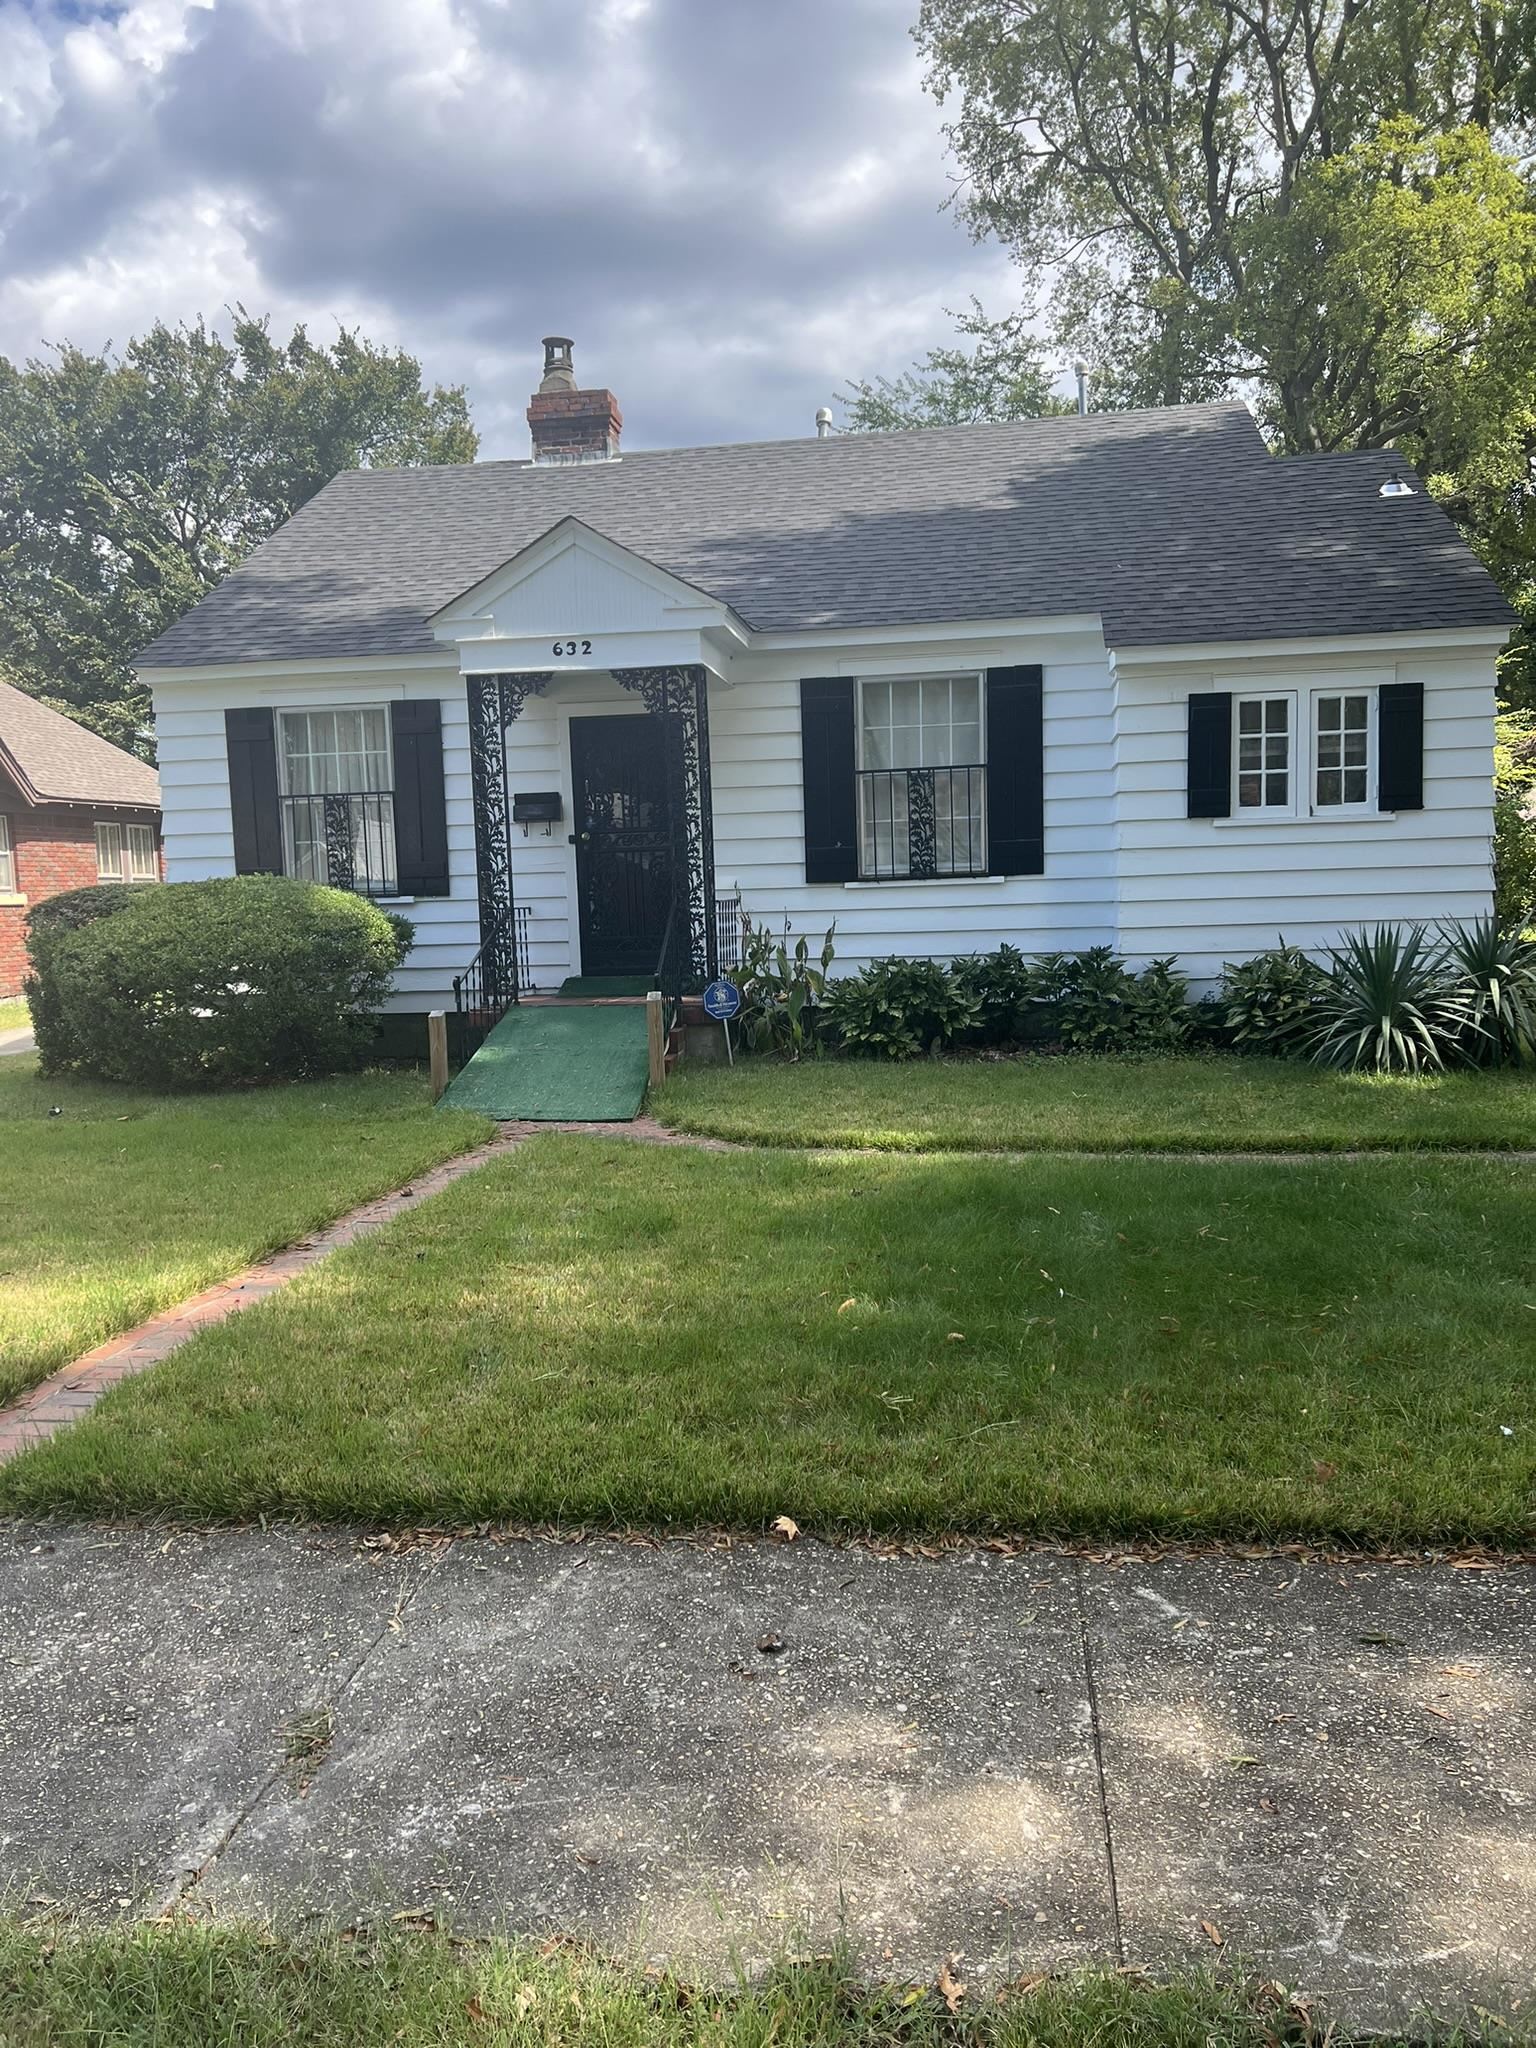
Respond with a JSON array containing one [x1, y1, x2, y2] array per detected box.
[[569, 714, 673, 977]]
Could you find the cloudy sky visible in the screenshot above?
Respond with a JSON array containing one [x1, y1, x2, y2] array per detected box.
[[0, 0, 1024, 458]]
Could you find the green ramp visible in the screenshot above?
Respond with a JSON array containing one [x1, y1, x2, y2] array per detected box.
[[441, 1002, 650, 1121]]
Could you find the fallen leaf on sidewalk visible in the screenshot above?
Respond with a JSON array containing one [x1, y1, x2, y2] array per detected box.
[[937, 1960, 966, 2012], [1357, 1632, 1403, 1647], [770, 1515, 800, 1543], [1200, 1920, 1224, 1947], [757, 1631, 786, 1654], [1227, 1754, 1260, 1768]]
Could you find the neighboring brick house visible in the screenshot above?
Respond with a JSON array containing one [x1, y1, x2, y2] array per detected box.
[[0, 681, 162, 997]]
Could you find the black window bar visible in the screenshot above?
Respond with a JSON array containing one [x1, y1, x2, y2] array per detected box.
[[856, 766, 986, 879], [279, 791, 397, 897]]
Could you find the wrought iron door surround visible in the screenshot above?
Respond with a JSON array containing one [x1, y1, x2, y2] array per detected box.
[[467, 663, 718, 1003]]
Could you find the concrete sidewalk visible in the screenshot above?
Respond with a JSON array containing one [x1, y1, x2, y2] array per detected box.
[[1, 1525, 1531, 2029]]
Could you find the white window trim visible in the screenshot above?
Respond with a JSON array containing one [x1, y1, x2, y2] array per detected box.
[[1214, 682, 1388, 825], [0, 814, 14, 896], [1231, 688, 1300, 819], [853, 670, 988, 881], [96, 819, 159, 884], [1309, 684, 1378, 817]]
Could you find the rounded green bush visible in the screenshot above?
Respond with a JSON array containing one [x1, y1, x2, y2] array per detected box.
[[44, 876, 410, 1088], [23, 883, 142, 1073]]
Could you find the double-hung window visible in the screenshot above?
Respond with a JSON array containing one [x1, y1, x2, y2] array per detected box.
[[0, 815, 14, 894], [1313, 691, 1375, 810], [96, 821, 158, 882], [857, 674, 986, 878], [278, 707, 397, 896]]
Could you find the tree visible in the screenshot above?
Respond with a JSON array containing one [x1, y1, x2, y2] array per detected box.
[[841, 303, 1071, 429], [0, 314, 477, 755], [1493, 709, 1536, 925]]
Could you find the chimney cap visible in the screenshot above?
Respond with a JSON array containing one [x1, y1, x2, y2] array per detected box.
[[539, 336, 577, 394], [815, 406, 834, 438]]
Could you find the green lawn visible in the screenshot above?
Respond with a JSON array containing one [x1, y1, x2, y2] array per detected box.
[[0, 1920, 1361, 2048], [0, 997, 29, 1033], [0, 1057, 493, 1404], [7, 1135, 1531, 1545], [657, 1053, 1536, 1153]]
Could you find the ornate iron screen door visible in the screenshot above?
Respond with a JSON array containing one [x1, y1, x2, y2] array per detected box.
[[570, 715, 672, 976]]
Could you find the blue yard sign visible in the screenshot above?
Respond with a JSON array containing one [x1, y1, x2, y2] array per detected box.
[[702, 978, 742, 1021]]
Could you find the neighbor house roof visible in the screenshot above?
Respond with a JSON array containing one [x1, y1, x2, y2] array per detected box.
[[0, 682, 160, 810], [137, 403, 1515, 670]]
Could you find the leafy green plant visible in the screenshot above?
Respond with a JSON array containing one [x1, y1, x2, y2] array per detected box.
[[1442, 916, 1536, 1065], [1124, 957, 1194, 1048], [23, 884, 140, 1074], [40, 876, 408, 1088], [1493, 710, 1536, 929], [736, 914, 835, 1059], [1220, 944, 1327, 1057], [823, 957, 981, 1059], [946, 943, 1033, 1043], [1306, 924, 1478, 1074], [1028, 947, 1194, 1052]]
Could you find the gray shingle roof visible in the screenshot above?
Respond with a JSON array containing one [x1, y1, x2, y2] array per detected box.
[[0, 682, 160, 809], [137, 403, 1514, 669]]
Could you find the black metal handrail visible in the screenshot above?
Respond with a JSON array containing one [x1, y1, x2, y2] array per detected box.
[[451, 905, 533, 1065], [856, 765, 986, 879], [652, 893, 684, 1027], [280, 790, 397, 896]]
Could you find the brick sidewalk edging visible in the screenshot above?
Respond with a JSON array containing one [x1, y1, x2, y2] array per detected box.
[[0, 1118, 734, 1468]]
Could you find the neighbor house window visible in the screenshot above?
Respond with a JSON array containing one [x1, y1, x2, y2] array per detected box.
[[857, 674, 986, 878], [278, 708, 396, 895], [0, 816, 13, 894], [1235, 695, 1293, 811], [96, 821, 159, 883], [1313, 691, 1374, 809]]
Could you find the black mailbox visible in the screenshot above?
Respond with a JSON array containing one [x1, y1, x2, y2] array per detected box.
[[512, 791, 563, 827]]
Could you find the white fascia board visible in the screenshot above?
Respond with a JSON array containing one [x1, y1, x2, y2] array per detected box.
[[428, 515, 748, 642], [140, 649, 460, 691], [1111, 624, 1512, 671]]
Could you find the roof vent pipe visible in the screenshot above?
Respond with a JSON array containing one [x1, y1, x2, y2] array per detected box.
[[1378, 472, 1415, 498], [1073, 358, 1090, 416], [815, 406, 833, 438]]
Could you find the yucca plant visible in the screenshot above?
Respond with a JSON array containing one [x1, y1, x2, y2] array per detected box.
[[1306, 924, 1479, 1074], [1443, 916, 1536, 1066]]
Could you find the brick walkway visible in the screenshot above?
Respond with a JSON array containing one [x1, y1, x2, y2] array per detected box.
[[0, 1118, 729, 1467]]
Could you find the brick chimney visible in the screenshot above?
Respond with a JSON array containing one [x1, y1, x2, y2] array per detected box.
[[527, 337, 622, 464]]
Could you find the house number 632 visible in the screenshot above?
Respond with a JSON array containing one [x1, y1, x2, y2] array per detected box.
[[551, 638, 593, 656]]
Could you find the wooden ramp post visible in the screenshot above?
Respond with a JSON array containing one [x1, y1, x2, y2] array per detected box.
[[428, 1010, 450, 1101], [646, 990, 666, 1091]]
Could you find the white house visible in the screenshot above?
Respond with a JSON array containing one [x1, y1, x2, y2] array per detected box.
[[139, 338, 1514, 1029]]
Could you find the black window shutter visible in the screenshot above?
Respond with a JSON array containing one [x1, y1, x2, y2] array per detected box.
[[801, 677, 857, 883], [986, 665, 1045, 875], [1378, 681, 1424, 811], [391, 699, 450, 895], [1187, 693, 1232, 818], [225, 708, 283, 873]]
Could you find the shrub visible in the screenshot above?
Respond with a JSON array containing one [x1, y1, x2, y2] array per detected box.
[[947, 943, 1033, 1044], [41, 876, 409, 1088], [1220, 944, 1327, 1057], [1306, 924, 1477, 1074], [23, 884, 141, 1074], [736, 914, 835, 1058], [1493, 710, 1536, 930], [1027, 947, 1193, 1052], [1442, 915, 1536, 1066], [824, 956, 981, 1059]]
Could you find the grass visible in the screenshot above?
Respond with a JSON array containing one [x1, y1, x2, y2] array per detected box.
[[6, 1136, 1531, 1545], [0, 1057, 493, 1404], [0, 1917, 1485, 2048], [656, 1053, 1536, 1154], [0, 997, 29, 1033]]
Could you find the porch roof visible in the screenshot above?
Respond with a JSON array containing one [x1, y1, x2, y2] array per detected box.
[[138, 403, 1513, 670]]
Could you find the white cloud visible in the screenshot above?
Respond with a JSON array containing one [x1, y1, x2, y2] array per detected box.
[[0, 0, 1011, 453]]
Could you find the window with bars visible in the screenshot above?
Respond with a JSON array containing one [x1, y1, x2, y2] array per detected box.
[[278, 707, 397, 896], [1314, 692, 1374, 808], [96, 821, 159, 882], [856, 674, 986, 878]]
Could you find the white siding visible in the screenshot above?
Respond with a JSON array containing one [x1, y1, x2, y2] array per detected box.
[[1114, 651, 1496, 984]]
